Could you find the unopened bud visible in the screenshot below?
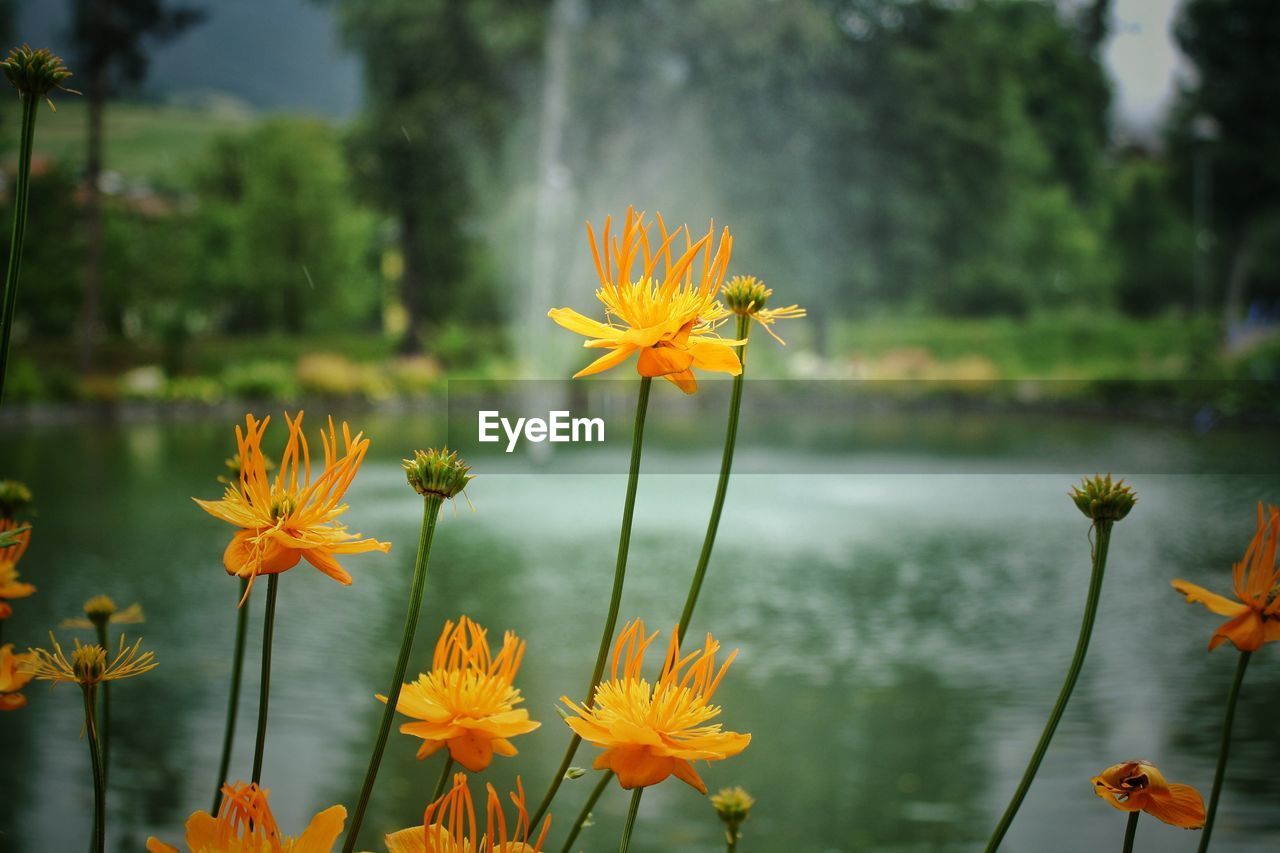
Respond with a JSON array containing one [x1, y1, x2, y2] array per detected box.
[[404, 448, 473, 500], [1070, 474, 1136, 523]]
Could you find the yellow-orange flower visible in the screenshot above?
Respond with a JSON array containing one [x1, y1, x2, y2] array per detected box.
[[0, 643, 35, 710], [147, 781, 346, 853], [1092, 761, 1205, 829], [1172, 503, 1280, 651], [380, 616, 539, 772], [384, 773, 548, 853], [562, 619, 750, 794], [0, 519, 34, 617], [195, 412, 390, 595], [548, 207, 741, 394]]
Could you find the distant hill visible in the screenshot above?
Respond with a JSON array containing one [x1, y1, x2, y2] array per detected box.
[[14, 0, 363, 119]]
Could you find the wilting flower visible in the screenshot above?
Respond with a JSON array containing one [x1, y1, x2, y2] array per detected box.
[[0, 643, 35, 710], [380, 616, 539, 772], [0, 519, 35, 618], [562, 619, 750, 793], [548, 207, 741, 394], [720, 275, 806, 344], [147, 780, 346, 853], [1092, 761, 1205, 829], [195, 412, 390, 596], [61, 594, 145, 630], [384, 773, 548, 853], [23, 632, 157, 686], [1172, 503, 1280, 651]]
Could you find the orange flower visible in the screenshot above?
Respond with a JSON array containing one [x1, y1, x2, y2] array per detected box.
[[195, 413, 390, 595], [548, 207, 741, 394], [562, 619, 750, 794], [1092, 761, 1205, 829], [0, 519, 34, 617], [384, 773, 549, 853], [380, 617, 540, 772], [146, 781, 346, 853], [0, 643, 35, 710], [1172, 503, 1280, 651]]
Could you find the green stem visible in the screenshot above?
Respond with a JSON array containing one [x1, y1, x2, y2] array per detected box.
[[213, 577, 251, 813], [82, 685, 105, 853], [531, 378, 652, 829], [1198, 649, 1252, 853], [1122, 811, 1139, 853], [560, 771, 613, 853], [617, 788, 643, 853], [985, 519, 1114, 852], [431, 756, 455, 802], [250, 573, 280, 786], [677, 314, 750, 643], [342, 495, 444, 853], [0, 91, 38, 404], [93, 622, 110, 789]]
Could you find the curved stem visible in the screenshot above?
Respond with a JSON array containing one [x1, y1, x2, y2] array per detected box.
[[82, 685, 106, 853], [677, 315, 750, 643], [1122, 811, 1139, 853], [617, 788, 643, 853], [1197, 649, 1252, 853], [985, 519, 1114, 852], [560, 771, 613, 853], [531, 378, 652, 828], [250, 573, 280, 786], [342, 495, 444, 853], [0, 91, 39, 404], [213, 576, 251, 813], [93, 622, 111, 789], [431, 756, 455, 802]]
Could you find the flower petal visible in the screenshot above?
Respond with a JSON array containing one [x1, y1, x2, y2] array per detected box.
[[636, 345, 695, 377], [384, 825, 427, 853], [302, 548, 354, 585], [293, 804, 347, 853], [1172, 580, 1249, 617], [687, 340, 743, 376], [1145, 783, 1206, 829], [548, 307, 620, 340], [573, 345, 637, 379]]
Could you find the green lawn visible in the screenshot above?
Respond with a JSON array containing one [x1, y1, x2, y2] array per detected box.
[[15, 100, 254, 184]]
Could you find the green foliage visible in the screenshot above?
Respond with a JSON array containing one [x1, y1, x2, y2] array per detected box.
[[191, 118, 382, 334]]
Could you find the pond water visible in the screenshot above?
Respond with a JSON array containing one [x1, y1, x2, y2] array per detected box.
[[1, 403, 1278, 852]]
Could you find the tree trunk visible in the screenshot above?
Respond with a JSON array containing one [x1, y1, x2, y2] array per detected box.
[[77, 60, 107, 374], [398, 207, 423, 355], [1222, 221, 1257, 331]]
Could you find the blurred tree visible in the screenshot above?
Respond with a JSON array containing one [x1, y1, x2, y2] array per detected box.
[[70, 0, 203, 372], [191, 118, 381, 336], [1169, 0, 1280, 323], [1107, 155, 1195, 315], [331, 0, 548, 352]]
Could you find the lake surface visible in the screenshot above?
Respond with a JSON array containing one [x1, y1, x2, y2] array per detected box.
[[1, 403, 1279, 852]]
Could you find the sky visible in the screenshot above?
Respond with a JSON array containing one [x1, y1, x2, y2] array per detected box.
[[17, 0, 1187, 137]]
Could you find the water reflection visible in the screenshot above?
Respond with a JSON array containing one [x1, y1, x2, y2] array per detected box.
[[0, 413, 1277, 851]]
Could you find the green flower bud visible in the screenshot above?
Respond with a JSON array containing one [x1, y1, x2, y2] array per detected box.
[[711, 786, 755, 841], [1069, 474, 1136, 522], [564, 767, 587, 780], [1, 45, 73, 99], [0, 479, 33, 519], [722, 276, 771, 315], [403, 448, 473, 500]]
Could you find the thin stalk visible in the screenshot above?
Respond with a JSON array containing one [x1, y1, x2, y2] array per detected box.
[[342, 495, 444, 853], [531, 377, 652, 828], [0, 91, 39, 403], [985, 519, 1114, 852], [82, 684, 106, 853], [1198, 649, 1252, 853], [212, 576, 251, 813], [677, 314, 750, 641], [93, 622, 110, 788], [250, 573, 280, 786], [431, 756, 455, 802], [559, 771, 613, 853], [727, 833, 739, 853], [617, 788, 643, 853], [1122, 812, 1139, 853]]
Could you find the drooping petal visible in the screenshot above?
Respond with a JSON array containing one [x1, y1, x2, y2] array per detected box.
[[222, 529, 300, 577], [448, 729, 497, 772], [301, 548, 354, 585], [670, 758, 708, 794], [601, 745, 676, 789], [572, 344, 637, 379], [663, 369, 698, 394], [1171, 580, 1250, 617], [1209, 609, 1266, 652], [636, 344, 695, 377], [1145, 783, 1206, 829], [686, 340, 744, 376]]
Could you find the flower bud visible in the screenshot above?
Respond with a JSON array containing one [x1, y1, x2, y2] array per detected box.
[[71, 644, 107, 684], [1069, 474, 1136, 522], [722, 276, 771, 315], [711, 786, 755, 840], [564, 767, 587, 780], [403, 448, 473, 500], [83, 595, 117, 626], [0, 480, 32, 519], [1, 45, 73, 98]]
